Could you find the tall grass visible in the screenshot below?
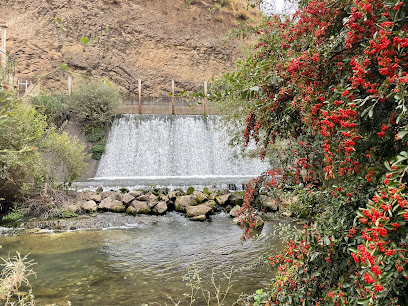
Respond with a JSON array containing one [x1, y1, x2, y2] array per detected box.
[[0, 252, 36, 305]]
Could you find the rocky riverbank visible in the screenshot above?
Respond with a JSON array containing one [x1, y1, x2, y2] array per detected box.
[[2, 186, 282, 231], [67, 186, 278, 225]]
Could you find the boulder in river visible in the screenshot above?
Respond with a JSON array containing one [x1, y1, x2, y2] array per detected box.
[[95, 185, 103, 194], [101, 191, 121, 201], [205, 200, 217, 208], [168, 190, 182, 201], [193, 191, 208, 203], [152, 201, 168, 215], [129, 190, 143, 198], [136, 193, 157, 202], [127, 200, 151, 214], [229, 205, 241, 218], [148, 200, 158, 209], [229, 192, 244, 206], [89, 193, 102, 203], [186, 204, 212, 217], [263, 197, 279, 211], [99, 197, 126, 213], [81, 200, 98, 212], [189, 215, 206, 221], [175, 195, 198, 212], [233, 215, 264, 229], [121, 193, 135, 205], [215, 193, 231, 205]]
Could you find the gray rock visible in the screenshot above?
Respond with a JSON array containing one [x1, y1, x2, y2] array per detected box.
[[233, 215, 264, 229], [148, 201, 158, 209], [95, 185, 103, 194], [190, 215, 206, 221], [66, 204, 80, 213], [229, 205, 241, 218], [121, 193, 135, 205], [136, 193, 157, 202], [160, 195, 169, 203], [81, 200, 98, 212], [264, 198, 279, 211], [128, 200, 151, 214], [152, 201, 168, 215], [205, 200, 217, 208], [215, 193, 231, 205], [209, 192, 218, 200], [89, 193, 102, 203], [168, 190, 183, 200], [186, 204, 212, 217], [175, 195, 198, 212], [99, 197, 126, 213], [129, 191, 143, 198], [78, 191, 95, 201], [149, 194, 159, 202], [101, 191, 121, 201], [193, 191, 208, 203], [229, 192, 244, 206]]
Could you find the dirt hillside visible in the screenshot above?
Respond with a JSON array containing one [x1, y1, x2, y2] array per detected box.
[[0, 0, 259, 96]]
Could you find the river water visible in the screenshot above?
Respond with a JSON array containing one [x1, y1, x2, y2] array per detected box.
[[0, 213, 287, 305]]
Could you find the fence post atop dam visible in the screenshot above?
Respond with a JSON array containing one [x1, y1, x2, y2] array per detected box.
[[204, 80, 208, 115], [68, 76, 72, 96], [138, 79, 142, 114], [171, 80, 175, 115], [0, 23, 7, 68]]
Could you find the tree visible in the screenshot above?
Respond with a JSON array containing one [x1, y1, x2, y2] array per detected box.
[[216, 0, 408, 303], [0, 89, 87, 201]]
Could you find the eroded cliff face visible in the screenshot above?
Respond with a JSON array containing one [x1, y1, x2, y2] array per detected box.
[[0, 0, 256, 96]]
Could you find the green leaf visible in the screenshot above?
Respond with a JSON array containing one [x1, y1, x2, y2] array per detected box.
[[397, 131, 408, 140]]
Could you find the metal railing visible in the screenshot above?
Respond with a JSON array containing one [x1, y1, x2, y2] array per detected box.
[[0, 50, 16, 83]]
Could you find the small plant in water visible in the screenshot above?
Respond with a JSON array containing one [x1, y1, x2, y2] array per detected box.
[[169, 264, 233, 306], [0, 252, 36, 305]]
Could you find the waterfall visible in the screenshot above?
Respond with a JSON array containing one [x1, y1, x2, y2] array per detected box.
[[92, 115, 268, 190]]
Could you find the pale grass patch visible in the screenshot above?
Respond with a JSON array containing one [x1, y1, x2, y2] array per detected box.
[[0, 252, 36, 305]]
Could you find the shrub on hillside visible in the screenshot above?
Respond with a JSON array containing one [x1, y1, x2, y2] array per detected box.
[[71, 78, 121, 126], [31, 92, 69, 127]]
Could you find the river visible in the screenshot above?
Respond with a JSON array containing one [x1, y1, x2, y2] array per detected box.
[[0, 213, 287, 305]]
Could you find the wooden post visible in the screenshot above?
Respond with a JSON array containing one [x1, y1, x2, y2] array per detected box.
[[0, 24, 7, 68], [68, 76, 72, 96], [204, 80, 208, 115], [138, 79, 142, 114], [171, 80, 175, 115]]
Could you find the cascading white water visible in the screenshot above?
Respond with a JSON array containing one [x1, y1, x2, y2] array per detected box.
[[93, 115, 268, 189]]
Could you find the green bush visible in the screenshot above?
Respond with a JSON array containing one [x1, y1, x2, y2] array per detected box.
[[91, 144, 105, 160], [2, 208, 23, 223], [0, 89, 87, 200], [31, 92, 69, 127], [86, 125, 105, 143], [71, 78, 121, 125]]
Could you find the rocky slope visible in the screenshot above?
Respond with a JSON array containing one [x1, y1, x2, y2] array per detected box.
[[0, 0, 259, 96]]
